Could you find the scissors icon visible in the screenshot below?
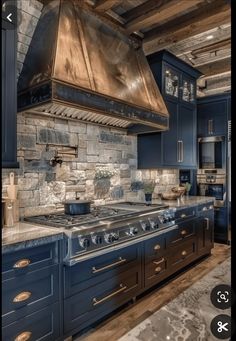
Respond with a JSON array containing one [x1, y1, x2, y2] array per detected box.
[[217, 321, 229, 332]]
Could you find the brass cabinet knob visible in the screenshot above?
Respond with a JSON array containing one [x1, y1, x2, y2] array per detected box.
[[15, 331, 32, 341], [154, 244, 161, 250], [181, 230, 187, 236], [155, 266, 162, 273], [181, 250, 187, 257], [209, 205, 213, 209], [202, 206, 207, 211], [13, 259, 31, 269], [13, 291, 31, 303]]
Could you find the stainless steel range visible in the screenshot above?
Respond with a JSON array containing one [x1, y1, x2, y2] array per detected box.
[[25, 202, 177, 265]]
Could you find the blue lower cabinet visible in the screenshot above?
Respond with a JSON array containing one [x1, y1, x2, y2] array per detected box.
[[2, 265, 59, 326], [63, 266, 141, 335], [214, 207, 228, 243], [2, 302, 60, 341]]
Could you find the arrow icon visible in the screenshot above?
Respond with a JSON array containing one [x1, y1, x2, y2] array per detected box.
[[7, 13, 12, 22]]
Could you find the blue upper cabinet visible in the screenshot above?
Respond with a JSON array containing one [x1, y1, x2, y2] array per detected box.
[[2, 16, 18, 168], [138, 50, 201, 169], [197, 93, 231, 137]]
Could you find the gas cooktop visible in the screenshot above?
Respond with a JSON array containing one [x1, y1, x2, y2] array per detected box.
[[24, 202, 168, 229], [24, 206, 134, 228]]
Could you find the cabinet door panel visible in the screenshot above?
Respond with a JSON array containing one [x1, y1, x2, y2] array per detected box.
[[64, 267, 141, 334], [2, 302, 60, 341], [178, 104, 196, 167], [197, 99, 228, 137], [162, 99, 178, 166]]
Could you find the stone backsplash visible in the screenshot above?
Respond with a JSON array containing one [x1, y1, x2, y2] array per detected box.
[[2, 112, 179, 217], [2, 113, 139, 217]]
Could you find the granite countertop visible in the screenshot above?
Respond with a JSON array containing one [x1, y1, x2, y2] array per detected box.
[[152, 195, 214, 210], [2, 222, 64, 253]]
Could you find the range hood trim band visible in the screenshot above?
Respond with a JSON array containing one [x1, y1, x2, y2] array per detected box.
[[18, 80, 169, 130]]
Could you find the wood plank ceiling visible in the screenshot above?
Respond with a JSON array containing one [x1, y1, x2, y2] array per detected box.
[[40, 0, 231, 96]]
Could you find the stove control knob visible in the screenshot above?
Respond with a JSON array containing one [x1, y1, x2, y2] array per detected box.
[[113, 233, 119, 241], [149, 219, 159, 229], [105, 233, 119, 243], [141, 221, 151, 231], [130, 227, 139, 235], [79, 237, 90, 248], [92, 235, 103, 245]]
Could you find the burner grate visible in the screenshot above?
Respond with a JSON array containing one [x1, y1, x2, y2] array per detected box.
[[24, 207, 133, 228]]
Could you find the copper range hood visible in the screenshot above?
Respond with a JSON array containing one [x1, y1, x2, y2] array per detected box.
[[18, 0, 169, 134]]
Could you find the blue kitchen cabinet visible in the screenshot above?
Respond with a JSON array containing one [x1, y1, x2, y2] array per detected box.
[[2, 242, 62, 340], [138, 50, 201, 169], [161, 98, 178, 166], [178, 103, 197, 167], [197, 93, 230, 137], [2, 15, 18, 168]]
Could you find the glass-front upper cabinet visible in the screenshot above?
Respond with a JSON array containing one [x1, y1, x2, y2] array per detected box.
[[182, 78, 195, 103], [164, 66, 179, 98]]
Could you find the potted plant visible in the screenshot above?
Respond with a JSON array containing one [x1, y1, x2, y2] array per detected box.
[[184, 182, 192, 197], [143, 181, 155, 205]]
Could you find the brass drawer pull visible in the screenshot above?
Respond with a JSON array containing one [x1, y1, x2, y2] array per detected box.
[[92, 257, 126, 273], [13, 259, 31, 269], [93, 284, 127, 306], [153, 257, 165, 266], [15, 331, 32, 341], [155, 266, 162, 273], [13, 291, 31, 303], [154, 244, 161, 250], [181, 250, 187, 257], [181, 230, 187, 236], [155, 266, 162, 272], [180, 214, 186, 218]]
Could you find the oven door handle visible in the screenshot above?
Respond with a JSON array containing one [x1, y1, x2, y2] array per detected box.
[[92, 257, 127, 273]]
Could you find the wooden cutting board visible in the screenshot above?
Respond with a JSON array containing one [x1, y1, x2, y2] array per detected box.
[[7, 172, 17, 200]]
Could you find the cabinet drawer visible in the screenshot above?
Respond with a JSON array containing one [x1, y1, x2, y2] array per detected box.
[[64, 266, 141, 334], [2, 265, 59, 326], [2, 243, 59, 280], [2, 302, 60, 341], [144, 256, 168, 288], [175, 207, 197, 221], [64, 243, 141, 298], [166, 220, 195, 246], [144, 234, 166, 261], [169, 238, 196, 270]]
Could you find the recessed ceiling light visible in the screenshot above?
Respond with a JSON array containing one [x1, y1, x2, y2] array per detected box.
[[206, 35, 214, 40]]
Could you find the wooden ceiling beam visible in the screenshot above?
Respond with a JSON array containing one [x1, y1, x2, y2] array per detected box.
[[192, 38, 231, 57], [125, 0, 204, 35], [143, 0, 231, 55], [196, 57, 231, 77], [94, 0, 124, 12]]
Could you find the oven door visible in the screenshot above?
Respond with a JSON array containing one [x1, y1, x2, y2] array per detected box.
[[198, 136, 224, 169]]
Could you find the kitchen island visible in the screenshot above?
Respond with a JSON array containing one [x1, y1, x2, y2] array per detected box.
[[2, 196, 214, 341]]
